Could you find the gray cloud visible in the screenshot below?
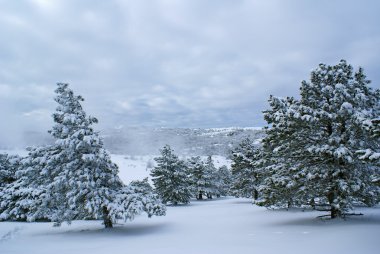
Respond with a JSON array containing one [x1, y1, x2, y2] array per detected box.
[[1, 0, 380, 145]]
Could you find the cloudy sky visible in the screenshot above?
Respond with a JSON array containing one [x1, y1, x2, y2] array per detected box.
[[1, 0, 380, 143]]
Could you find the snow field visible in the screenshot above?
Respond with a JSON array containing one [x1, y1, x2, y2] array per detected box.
[[1, 154, 379, 254], [1, 198, 379, 254]]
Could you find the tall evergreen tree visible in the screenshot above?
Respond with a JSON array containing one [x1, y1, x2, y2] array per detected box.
[[1, 83, 166, 227], [187, 156, 207, 200], [259, 60, 380, 217], [151, 145, 192, 205], [42, 83, 124, 226]]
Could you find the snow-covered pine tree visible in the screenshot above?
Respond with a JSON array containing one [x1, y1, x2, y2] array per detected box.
[[187, 156, 208, 200], [39, 83, 124, 227], [187, 156, 218, 200], [151, 145, 192, 205], [4, 83, 166, 228], [259, 60, 380, 217], [231, 138, 263, 200], [299, 60, 380, 216], [50, 83, 166, 227]]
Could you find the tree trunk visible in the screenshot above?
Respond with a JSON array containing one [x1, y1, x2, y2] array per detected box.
[[253, 189, 259, 200], [327, 192, 341, 219], [197, 191, 203, 200], [330, 206, 341, 219], [102, 206, 113, 228], [310, 198, 315, 210], [287, 198, 293, 209]]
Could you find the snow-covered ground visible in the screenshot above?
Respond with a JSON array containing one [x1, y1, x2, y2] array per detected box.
[[1, 198, 379, 254], [1, 153, 379, 254]]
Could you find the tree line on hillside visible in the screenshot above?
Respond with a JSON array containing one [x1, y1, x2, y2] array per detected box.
[[230, 60, 380, 218]]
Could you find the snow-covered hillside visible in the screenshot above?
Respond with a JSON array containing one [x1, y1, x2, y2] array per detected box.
[[103, 127, 264, 156], [0, 127, 264, 157]]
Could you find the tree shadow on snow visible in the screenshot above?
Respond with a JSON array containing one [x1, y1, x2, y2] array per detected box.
[[229, 199, 254, 205], [269, 212, 380, 227], [103, 222, 171, 237], [35, 221, 171, 237]]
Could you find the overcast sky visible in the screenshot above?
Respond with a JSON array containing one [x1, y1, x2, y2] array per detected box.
[[1, 0, 380, 144]]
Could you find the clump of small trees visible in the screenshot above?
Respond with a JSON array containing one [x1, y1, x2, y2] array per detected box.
[[150, 145, 232, 205]]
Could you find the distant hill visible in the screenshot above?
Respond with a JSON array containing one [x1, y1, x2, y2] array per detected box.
[[102, 127, 264, 156], [1, 127, 264, 157]]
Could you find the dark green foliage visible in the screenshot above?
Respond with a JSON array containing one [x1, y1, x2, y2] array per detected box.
[[0, 153, 20, 187], [187, 156, 210, 199], [231, 138, 262, 200], [188, 155, 232, 200], [214, 165, 232, 197], [151, 145, 192, 205]]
